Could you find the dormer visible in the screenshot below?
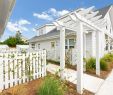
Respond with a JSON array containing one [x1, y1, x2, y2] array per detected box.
[[36, 24, 56, 36]]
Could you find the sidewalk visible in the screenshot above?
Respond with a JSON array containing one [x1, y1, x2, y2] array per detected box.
[[96, 70, 113, 95], [47, 64, 104, 94]]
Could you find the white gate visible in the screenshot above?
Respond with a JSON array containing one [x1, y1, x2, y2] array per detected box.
[[0, 50, 46, 90]]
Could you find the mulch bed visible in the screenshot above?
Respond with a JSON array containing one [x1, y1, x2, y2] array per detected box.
[[85, 62, 113, 79], [0, 77, 94, 95]]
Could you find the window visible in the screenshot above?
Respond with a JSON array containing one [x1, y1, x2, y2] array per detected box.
[[65, 39, 68, 49], [38, 44, 40, 49], [65, 39, 75, 49], [69, 39, 75, 49], [105, 44, 108, 50], [51, 42, 55, 48], [106, 26, 108, 30], [31, 43, 35, 49], [110, 45, 112, 50]]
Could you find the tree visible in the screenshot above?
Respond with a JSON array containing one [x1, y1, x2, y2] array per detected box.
[[4, 37, 17, 47], [15, 31, 28, 45], [3, 31, 28, 47]]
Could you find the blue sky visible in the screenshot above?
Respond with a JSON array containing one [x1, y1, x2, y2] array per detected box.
[[1, 0, 113, 41]]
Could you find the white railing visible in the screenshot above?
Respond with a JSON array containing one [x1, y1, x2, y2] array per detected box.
[[0, 50, 46, 90]]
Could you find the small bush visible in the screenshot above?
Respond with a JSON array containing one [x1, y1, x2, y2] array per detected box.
[[86, 57, 109, 71], [100, 58, 108, 71], [102, 53, 113, 62], [86, 57, 96, 70], [38, 75, 66, 95]]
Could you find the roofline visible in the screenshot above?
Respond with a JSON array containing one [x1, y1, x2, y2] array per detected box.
[[36, 23, 55, 30], [29, 32, 76, 43], [103, 5, 112, 18], [35, 5, 113, 31]]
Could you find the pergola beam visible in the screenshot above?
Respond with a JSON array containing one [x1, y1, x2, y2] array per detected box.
[[85, 11, 99, 19], [78, 6, 95, 16]]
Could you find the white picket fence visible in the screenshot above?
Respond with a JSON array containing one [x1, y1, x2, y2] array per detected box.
[[0, 50, 46, 90]]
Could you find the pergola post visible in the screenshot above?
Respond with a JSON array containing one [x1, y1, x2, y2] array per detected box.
[[60, 26, 65, 80], [91, 32, 95, 57], [96, 31, 101, 76], [77, 22, 84, 94], [83, 33, 86, 71], [108, 37, 111, 53]]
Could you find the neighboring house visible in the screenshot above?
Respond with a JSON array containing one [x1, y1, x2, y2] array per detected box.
[[16, 45, 29, 52], [0, 0, 15, 36], [29, 5, 113, 65]]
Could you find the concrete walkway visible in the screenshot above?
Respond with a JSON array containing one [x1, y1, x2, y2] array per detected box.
[[47, 64, 104, 94], [96, 70, 113, 95]]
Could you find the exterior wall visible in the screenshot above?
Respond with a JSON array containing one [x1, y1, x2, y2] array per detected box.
[[29, 35, 76, 61], [86, 32, 95, 57], [104, 10, 113, 36], [102, 7, 113, 55], [0, 0, 15, 35], [109, 6, 113, 33]]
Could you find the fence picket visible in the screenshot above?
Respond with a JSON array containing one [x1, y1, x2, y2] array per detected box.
[[4, 56, 9, 89], [0, 58, 3, 90], [0, 50, 46, 91], [9, 59, 14, 87], [22, 53, 26, 83]]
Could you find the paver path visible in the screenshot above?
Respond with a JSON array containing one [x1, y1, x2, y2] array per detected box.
[[96, 70, 113, 95], [47, 64, 104, 94]]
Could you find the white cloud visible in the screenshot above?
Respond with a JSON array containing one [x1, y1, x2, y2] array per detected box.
[[33, 12, 53, 21], [18, 19, 31, 25], [49, 8, 69, 17], [33, 8, 70, 21], [7, 22, 19, 32], [32, 28, 36, 32], [7, 19, 31, 32]]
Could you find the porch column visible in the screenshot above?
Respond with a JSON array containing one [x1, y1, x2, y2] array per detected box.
[[108, 37, 110, 53], [96, 31, 101, 76], [91, 31, 95, 57], [83, 33, 86, 71], [77, 22, 84, 94], [60, 26, 65, 80]]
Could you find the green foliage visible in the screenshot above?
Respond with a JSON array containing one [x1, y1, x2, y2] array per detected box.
[[38, 75, 66, 95], [102, 53, 113, 62], [4, 37, 17, 47], [3, 31, 27, 47], [100, 58, 108, 71], [86, 57, 109, 71], [86, 57, 96, 70]]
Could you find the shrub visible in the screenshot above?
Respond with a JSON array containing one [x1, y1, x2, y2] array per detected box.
[[86, 57, 96, 70], [86, 57, 109, 71], [100, 58, 108, 71], [4, 37, 17, 47], [38, 75, 66, 95], [102, 53, 113, 62]]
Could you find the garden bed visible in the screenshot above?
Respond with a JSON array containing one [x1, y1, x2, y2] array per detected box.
[[85, 61, 113, 79], [0, 76, 94, 95], [47, 55, 113, 79]]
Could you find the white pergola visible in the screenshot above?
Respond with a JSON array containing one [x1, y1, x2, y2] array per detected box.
[[53, 6, 107, 94]]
